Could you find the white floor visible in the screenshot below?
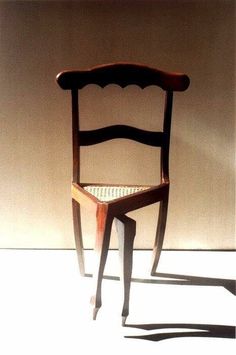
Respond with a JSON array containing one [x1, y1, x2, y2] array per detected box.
[[0, 250, 235, 355]]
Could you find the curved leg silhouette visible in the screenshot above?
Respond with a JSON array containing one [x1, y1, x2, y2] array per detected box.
[[115, 215, 136, 326], [151, 195, 169, 275], [91, 205, 113, 319], [72, 199, 85, 276]]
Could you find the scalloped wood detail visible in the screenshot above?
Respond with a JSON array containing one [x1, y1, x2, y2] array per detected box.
[[56, 62, 190, 92]]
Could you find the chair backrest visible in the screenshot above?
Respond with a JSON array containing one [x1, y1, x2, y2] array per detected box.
[[56, 62, 190, 185]]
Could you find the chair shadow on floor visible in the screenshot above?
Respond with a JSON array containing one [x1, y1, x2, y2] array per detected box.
[[124, 271, 235, 342], [124, 323, 235, 342], [149, 271, 236, 295], [84, 270, 236, 342]]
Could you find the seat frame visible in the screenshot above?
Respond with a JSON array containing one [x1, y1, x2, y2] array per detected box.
[[56, 62, 190, 324]]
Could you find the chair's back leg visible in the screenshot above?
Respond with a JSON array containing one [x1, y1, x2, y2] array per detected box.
[[115, 215, 136, 326], [150, 195, 169, 275], [72, 199, 85, 276]]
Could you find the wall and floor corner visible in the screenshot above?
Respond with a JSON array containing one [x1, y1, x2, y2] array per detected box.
[[0, 0, 235, 250]]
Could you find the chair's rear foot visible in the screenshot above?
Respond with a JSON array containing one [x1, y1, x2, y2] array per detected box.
[[150, 249, 161, 276], [93, 307, 100, 320], [150, 268, 156, 276], [122, 316, 127, 327], [90, 295, 101, 320]]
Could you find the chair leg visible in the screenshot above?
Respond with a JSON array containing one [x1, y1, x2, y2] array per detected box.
[[72, 198, 85, 276], [115, 215, 136, 326], [150, 195, 169, 276], [91, 205, 113, 320]]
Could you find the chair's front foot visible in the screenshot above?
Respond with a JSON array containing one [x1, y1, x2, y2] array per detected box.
[[121, 307, 129, 326]]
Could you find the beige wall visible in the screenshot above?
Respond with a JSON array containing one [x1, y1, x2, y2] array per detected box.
[[0, 1, 235, 249]]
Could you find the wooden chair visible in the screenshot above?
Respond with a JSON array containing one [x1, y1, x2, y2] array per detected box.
[[56, 63, 190, 325]]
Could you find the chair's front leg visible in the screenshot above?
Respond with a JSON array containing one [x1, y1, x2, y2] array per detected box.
[[91, 204, 113, 320], [115, 215, 136, 326], [150, 194, 169, 275], [72, 199, 85, 276]]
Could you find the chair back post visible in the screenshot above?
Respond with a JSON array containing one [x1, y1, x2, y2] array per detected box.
[[71, 89, 80, 183], [161, 91, 173, 184]]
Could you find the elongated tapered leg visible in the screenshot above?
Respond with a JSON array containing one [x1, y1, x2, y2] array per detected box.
[[150, 195, 169, 276], [91, 204, 113, 320], [115, 215, 136, 326], [72, 198, 85, 276]]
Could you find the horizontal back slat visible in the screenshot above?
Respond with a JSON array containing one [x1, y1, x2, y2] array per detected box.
[[79, 125, 164, 147], [57, 62, 190, 92]]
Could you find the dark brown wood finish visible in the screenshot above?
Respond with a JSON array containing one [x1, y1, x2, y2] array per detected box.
[[90, 203, 113, 320], [56, 62, 190, 325], [151, 195, 169, 276], [57, 62, 190, 91], [115, 215, 136, 326], [71, 89, 80, 183], [79, 125, 164, 147]]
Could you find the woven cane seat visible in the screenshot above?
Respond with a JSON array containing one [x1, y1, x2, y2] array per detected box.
[[84, 185, 149, 202]]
